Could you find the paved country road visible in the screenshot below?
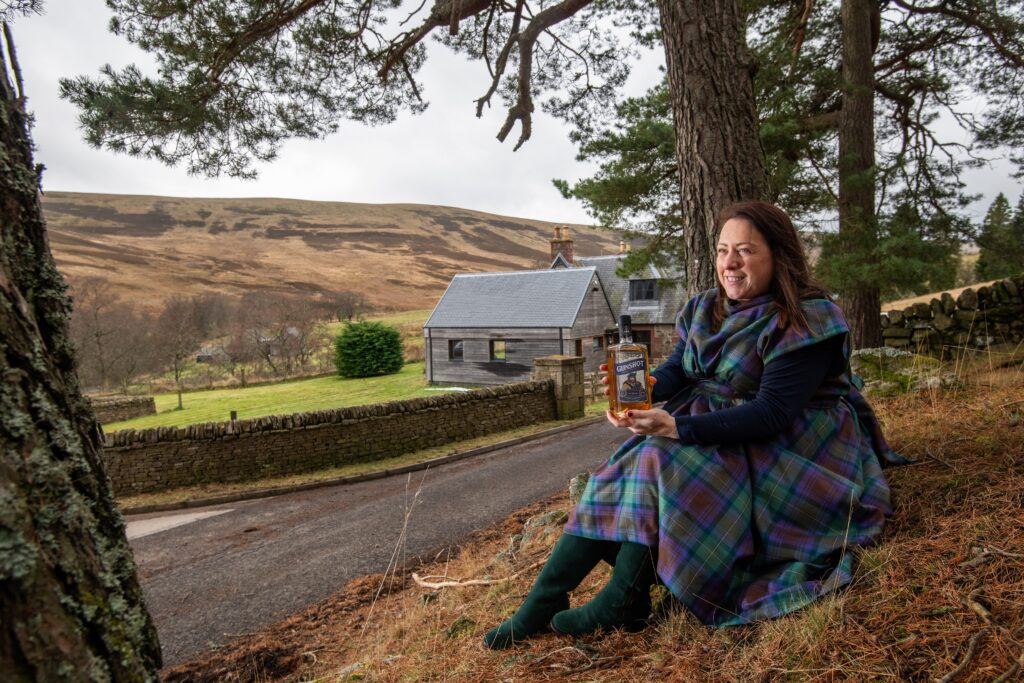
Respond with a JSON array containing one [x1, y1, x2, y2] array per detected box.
[[126, 420, 626, 668]]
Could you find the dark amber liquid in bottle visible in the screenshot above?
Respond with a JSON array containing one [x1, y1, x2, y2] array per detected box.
[[607, 315, 651, 418]]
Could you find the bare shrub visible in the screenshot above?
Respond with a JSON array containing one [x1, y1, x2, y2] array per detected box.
[[321, 289, 368, 322], [69, 277, 159, 392], [153, 296, 202, 408]]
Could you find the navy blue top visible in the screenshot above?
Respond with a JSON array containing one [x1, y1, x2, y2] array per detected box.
[[650, 333, 846, 445]]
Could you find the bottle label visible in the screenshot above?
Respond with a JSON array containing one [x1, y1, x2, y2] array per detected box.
[[614, 351, 647, 403]]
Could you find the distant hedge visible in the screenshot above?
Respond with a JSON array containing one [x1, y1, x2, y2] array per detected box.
[[334, 321, 404, 378]]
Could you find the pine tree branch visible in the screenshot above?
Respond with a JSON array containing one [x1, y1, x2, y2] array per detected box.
[[206, 0, 337, 85], [872, 27, 961, 76], [1, 22, 23, 104], [496, 0, 593, 150], [890, 0, 1024, 70], [378, 0, 493, 79], [474, 0, 527, 117], [788, 0, 815, 79], [801, 110, 839, 131], [0, 1, 41, 22]]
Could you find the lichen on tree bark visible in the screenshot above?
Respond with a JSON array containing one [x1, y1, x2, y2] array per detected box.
[[0, 23, 161, 681]]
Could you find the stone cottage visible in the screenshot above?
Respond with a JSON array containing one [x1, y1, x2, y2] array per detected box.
[[423, 267, 614, 385], [423, 227, 687, 386], [550, 227, 687, 364]]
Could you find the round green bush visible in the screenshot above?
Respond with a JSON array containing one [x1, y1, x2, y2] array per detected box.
[[334, 321, 404, 378]]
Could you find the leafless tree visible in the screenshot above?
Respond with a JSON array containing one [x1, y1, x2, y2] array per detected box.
[[321, 290, 368, 322], [236, 291, 282, 374], [216, 301, 260, 387], [68, 277, 120, 389], [190, 292, 233, 339], [153, 295, 201, 409], [236, 292, 329, 376], [107, 306, 156, 393]]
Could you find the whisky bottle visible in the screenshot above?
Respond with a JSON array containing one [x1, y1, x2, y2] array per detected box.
[[607, 314, 651, 418]]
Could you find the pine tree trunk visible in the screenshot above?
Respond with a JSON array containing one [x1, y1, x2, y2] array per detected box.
[[657, 0, 769, 296], [0, 26, 161, 680], [838, 0, 882, 348]]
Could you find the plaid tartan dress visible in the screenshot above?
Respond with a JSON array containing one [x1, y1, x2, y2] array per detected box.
[[565, 290, 900, 626]]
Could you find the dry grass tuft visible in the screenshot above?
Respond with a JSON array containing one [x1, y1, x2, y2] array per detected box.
[[163, 361, 1024, 682]]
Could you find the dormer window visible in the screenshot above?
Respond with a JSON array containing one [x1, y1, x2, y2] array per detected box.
[[629, 279, 659, 302]]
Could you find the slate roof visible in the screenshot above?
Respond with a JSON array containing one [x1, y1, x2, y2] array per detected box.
[[424, 267, 601, 328], [575, 255, 687, 325]]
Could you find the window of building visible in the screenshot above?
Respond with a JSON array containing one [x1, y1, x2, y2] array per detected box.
[[489, 340, 506, 362], [448, 339, 464, 362], [592, 336, 603, 352], [629, 279, 659, 302], [633, 330, 653, 356]]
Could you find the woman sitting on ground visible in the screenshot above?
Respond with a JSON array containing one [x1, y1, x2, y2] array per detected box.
[[483, 200, 902, 649]]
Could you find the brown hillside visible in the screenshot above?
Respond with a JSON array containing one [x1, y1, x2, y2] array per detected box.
[[41, 192, 623, 311]]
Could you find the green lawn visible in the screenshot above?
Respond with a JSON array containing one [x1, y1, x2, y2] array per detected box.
[[106, 362, 444, 431]]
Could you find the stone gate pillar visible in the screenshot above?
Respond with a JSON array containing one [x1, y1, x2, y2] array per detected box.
[[533, 355, 585, 420]]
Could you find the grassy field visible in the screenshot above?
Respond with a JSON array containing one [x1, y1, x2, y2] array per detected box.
[[133, 308, 432, 394], [106, 362, 442, 431]]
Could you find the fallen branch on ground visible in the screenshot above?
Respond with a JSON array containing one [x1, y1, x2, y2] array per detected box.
[[937, 627, 989, 683], [412, 558, 546, 589], [532, 645, 593, 665], [925, 447, 958, 472], [965, 588, 993, 624], [958, 546, 1024, 569], [992, 646, 1024, 683]]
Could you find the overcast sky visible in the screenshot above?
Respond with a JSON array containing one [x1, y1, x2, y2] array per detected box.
[[12, 0, 665, 225], [9, 1, 1021, 226]]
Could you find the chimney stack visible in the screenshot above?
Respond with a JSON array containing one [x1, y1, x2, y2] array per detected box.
[[550, 224, 575, 264]]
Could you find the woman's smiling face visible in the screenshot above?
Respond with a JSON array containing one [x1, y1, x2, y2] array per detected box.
[[716, 218, 774, 301]]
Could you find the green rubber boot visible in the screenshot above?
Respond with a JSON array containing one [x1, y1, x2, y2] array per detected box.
[[483, 533, 612, 649], [550, 541, 656, 636]]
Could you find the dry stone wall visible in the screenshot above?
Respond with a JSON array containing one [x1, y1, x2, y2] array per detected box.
[[103, 380, 556, 495], [881, 274, 1024, 358], [89, 396, 156, 424]]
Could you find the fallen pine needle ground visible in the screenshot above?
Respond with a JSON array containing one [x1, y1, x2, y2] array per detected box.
[[163, 363, 1024, 682]]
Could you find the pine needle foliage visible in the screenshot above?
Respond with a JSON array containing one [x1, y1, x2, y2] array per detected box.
[[334, 321, 403, 379], [975, 193, 1024, 281]]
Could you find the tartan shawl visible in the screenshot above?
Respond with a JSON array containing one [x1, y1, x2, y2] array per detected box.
[[565, 289, 899, 626]]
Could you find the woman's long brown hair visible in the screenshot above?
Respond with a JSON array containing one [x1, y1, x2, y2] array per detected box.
[[712, 201, 829, 332]]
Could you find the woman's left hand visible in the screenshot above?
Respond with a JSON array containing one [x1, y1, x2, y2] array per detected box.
[[606, 408, 679, 439]]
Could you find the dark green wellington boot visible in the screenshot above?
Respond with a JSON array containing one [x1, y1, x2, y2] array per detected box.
[[549, 541, 656, 636], [483, 533, 613, 649]]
